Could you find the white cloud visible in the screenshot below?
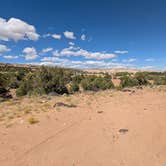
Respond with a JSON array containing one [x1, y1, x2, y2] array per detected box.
[[141, 66, 154, 70], [114, 50, 129, 54], [23, 47, 38, 60], [112, 59, 118, 62], [42, 47, 53, 53], [0, 44, 10, 53], [81, 34, 86, 40], [145, 58, 155, 62], [53, 46, 116, 60], [3, 55, 18, 59], [42, 33, 51, 38], [69, 42, 75, 46], [122, 58, 136, 62], [63, 31, 76, 39], [40, 56, 134, 69], [52, 34, 61, 39], [0, 17, 39, 41]]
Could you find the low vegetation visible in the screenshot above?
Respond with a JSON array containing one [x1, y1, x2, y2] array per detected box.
[[81, 74, 114, 91], [0, 64, 166, 100], [28, 117, 39, 124], [120, 72, 149, 88]]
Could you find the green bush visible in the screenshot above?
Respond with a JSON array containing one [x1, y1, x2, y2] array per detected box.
[[69, 82, 79, 93], [0, 73, 8, 96], [120, 76, 139, 88], [81, 75, 114, 91], [134, 72, 149, 86], [115, 72, 131, 77], [120, 72, 150, 88], [16, 73, 34, 96], [16, 66, 70, 96], [72, 74, 84, 84], [154, 76, 166, 85]]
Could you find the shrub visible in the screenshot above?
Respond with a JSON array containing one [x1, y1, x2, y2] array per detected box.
[[134, 72, 149, 86], [120, 72, 150, 88], [115, 72, 131, 77], [69, 82, 79, 93], [0, 87, 8, 94], [72, 74, 84, 84], [154, 76, 166, 85], [16, 66, 70, 96], [0, 73, 8, 97], [81, 75, 114, 91], [0, 73, 7, 87], [16, 73, 34, 96], [16, 70, 26, 81], [120, 76, 139, 88]]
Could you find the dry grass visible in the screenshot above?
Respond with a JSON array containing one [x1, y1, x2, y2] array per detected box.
[[28, 117, 39, 124]]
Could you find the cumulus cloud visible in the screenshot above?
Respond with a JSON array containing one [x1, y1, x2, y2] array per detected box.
[[0, 44, 10, 53], [81, 34, 86, 40], [52, 46, 116, 60], [23, 47, 38, 60], [42, 47, 53, 53], [3, 55, 18, 59], [114, 50, 129, 54], [63, 31, 76, 39], [52, 34, 61, 39], [0, 17, 39, 41]]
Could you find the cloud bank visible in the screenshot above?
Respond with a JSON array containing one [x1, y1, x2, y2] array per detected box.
[[53, 46, 116, 60]]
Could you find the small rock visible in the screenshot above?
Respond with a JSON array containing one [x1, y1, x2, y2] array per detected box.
[[53, 102, 76, 108], [119, 128, 129, 134], [48, 92, 59, 96], [97, 110, 103, 114], [122, 88, 135, 93]]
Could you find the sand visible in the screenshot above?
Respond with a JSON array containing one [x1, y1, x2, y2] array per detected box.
[[0, 87, 166, 166]]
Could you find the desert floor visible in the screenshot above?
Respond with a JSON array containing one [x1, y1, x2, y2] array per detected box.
[[0, 87, 166, 166]]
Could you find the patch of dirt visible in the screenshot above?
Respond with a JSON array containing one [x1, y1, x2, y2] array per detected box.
[[0, 87, 166, 166]]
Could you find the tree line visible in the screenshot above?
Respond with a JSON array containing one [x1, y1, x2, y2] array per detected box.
[[0, 65, 166, 99]]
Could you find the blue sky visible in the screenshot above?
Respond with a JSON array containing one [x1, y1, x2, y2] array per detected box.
[[0, 0, 166, 69]]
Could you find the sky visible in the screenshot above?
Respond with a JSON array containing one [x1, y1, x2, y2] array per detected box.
[[0, 0, 166, 70]]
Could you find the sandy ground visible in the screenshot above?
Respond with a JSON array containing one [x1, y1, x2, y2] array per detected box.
[[0, 87, 166, 166]]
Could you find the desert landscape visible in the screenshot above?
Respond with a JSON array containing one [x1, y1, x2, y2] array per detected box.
[[1, 1, 166, 165], [0, 75, 166, 165]]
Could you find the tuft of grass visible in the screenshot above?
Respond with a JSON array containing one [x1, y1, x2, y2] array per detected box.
[[7, 113, 14, 120], [28, 117, 39, 124], [55, 107, 61, 112], [24, 108, 32, 114], [65, 96, 72, 103], [42, 103, 51, 109]]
